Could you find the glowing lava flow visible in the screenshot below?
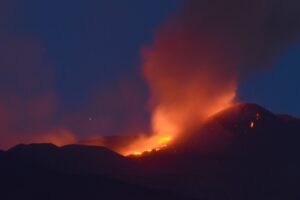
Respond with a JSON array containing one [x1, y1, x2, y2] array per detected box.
[[125, 134, 173, 156], [122, 93, 236, 157], [122, 107, 178, 156]]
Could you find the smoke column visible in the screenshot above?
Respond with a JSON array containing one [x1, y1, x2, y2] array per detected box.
[[139, 0, 300, 151]]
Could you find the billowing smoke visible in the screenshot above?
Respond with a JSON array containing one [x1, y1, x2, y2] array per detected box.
[[137, 0, 300, 151], [1, 0, 300, 154]]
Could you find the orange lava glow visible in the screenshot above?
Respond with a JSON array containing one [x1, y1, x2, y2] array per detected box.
[[121, 91, 236, 156], [117, 0, 241, 156], [121, 133, 174, 156], [132, 152, 142, 156]]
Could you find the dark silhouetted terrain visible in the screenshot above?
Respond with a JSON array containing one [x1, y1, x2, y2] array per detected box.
[[0, 103, 299, 199], [0, 144, 193, 200]]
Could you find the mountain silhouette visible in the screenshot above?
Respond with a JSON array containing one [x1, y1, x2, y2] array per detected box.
[[130, 103, 300, 199], [0, 103, 299, 199], [171, 103, 300, 155]]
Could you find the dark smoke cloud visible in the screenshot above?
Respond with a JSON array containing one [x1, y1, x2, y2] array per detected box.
[[178, 0, 300, 75]]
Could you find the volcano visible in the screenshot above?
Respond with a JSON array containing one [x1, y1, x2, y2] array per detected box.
[[0, 103, 299, 200], [169, 103, 300, 155]]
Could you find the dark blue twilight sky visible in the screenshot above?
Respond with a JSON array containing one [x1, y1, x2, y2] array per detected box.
[[239, 43, 300, 116], [17, 0, 181, 106], [0, 0, 300, 146]]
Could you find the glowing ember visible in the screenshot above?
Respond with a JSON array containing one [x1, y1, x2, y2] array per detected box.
[[256, 112, 261, 120], [250, 121, 255, 128]]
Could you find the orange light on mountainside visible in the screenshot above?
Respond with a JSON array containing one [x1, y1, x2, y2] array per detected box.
[[121, 90, 236, 156], [123, 134, 173, 156]]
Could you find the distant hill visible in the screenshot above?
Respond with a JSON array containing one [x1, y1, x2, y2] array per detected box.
[[0, 154, 189, 200], [7, 143, 133, 179], [1, 144, 194, 200]]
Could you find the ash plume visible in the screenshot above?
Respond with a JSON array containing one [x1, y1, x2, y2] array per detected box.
[[142, 0, 300, 139]]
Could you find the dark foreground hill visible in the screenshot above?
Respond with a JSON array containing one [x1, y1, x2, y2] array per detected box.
[[7, 144, 133, 179], [0, 144, 194, 200], [0, 103, 300, 200], [0, 159, 188, 200]]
